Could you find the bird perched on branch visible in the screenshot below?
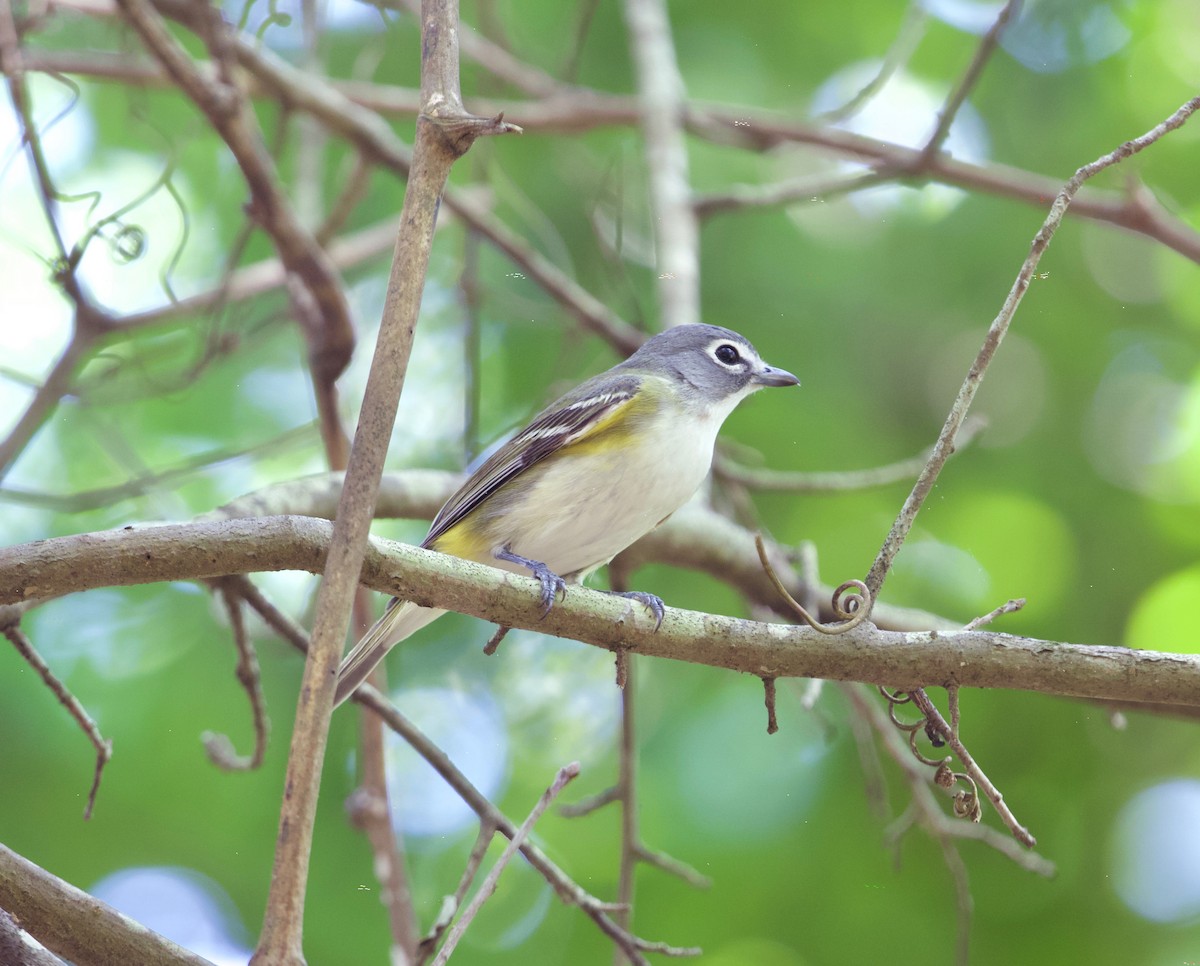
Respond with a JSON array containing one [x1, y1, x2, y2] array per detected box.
[[335, 322, 799, 706]]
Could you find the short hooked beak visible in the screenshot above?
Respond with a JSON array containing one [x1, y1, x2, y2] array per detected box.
[[753, 364, 800, 388]]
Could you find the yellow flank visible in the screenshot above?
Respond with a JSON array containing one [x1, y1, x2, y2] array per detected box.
[[558, 378, 663, 456], [429, 519, 492, 562], [425, 379, 666, 562]]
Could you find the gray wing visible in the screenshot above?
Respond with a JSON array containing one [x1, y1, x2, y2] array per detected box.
[[423, 372, 643, 548]]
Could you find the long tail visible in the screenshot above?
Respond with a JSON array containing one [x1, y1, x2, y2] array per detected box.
[[333, 599, 445, 707]]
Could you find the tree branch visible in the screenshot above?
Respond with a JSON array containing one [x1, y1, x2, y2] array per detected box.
[[204, 471, 955, 633], [0, 844, 214, 966], [244, 0, 518, 959], [865, 94, 1200, 600], [429, 763, 580, 965], [22, 13, 1200, 265], [111, 0, 355, 387], [1, 623, 111, 818], [2, 516, 1197, 708], [622, 0, 699, 328]]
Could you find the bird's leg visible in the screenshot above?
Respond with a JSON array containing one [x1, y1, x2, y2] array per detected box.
[[494, 545, 568, 616], [609, 591, 665, 630]]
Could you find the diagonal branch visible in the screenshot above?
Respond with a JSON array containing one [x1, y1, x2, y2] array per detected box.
[[430, 763, 581, 965], [111, 0, 355, 387], [916, 0, 1020, 165], [1, 621, 112, 819], [865, 94, 1200, 600], [243, 0, 518, 960], [0, 843, 213, 966]]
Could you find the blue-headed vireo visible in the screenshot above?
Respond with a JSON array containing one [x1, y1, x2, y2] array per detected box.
[[334, 323, 798, 706]]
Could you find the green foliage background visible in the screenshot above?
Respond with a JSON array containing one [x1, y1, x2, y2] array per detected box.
[[2, 1, 1199, 963]]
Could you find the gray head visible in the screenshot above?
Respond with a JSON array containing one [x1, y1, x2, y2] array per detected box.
[[620, 324, 799, 407]]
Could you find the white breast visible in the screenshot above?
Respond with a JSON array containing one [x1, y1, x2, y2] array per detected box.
[[489, 399, 734, 580]]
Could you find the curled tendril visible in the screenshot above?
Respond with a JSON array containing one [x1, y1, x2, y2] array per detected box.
[[830, 579, 869, 621], [907, 725, 947, 767], [879, 686, 986, 822], [953, 778, 983, 822], [108, 224, 147, 263], [754, 533, 872, 634], [888, 702, 920, 731]]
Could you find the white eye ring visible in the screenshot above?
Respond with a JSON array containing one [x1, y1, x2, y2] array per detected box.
[[712, 343, 742, 366]]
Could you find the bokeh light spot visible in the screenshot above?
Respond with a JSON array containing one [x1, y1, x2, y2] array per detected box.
[[91, 867, 251, 965], [381, 686, 509, 839], [1125, 565, 1200, 654], [1111, 780, 1200, 923]]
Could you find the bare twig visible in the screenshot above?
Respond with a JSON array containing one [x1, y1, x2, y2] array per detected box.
[[621, 0, 698, 328], [1, 622, 111, 819], [818, 2, 928, 124], [632, 845, 710, 891], [0, 333, 92, 485], [220, 575, 311, 650], [384, 0, 562, 97], [201, 579, 269, 770], [715, 416, 986, 492], [613, 659, 638, 965], [112, 0, 355, 387], [353, 684, 690, 964], [0, 1, 115, 482], [0, 424, 317, 512], [0, 844, 213, 966], [347, 590, 420, 962], [207, 30, 643, 355], [694, 169, 889, 220], [430, 763, 581, 966], [559, 785, 621, 818], [314, 152, 374, 245], [865, 94, 1200, 600], [852, 85, 1191, 851], [119, 218, 400, 329], [845, 684, 1053, 876], [220, 574, 675, 962], [963, 598, 1025, 632], [693, 106, 1200, 265], [917, 0, 1020, 165], [416, 824, 494, 962], [482, 624, 511, 654], [762, 676, 779, 735], [907, 689, 1034, 847]]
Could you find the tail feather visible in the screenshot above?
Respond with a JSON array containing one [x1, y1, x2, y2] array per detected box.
[[333, 599, 445, 706]]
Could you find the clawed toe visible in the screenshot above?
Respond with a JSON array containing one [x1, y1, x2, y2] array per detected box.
[[533, 567, 567, 616], [612, 590, 665, 630], [494, 545, 567, 617]]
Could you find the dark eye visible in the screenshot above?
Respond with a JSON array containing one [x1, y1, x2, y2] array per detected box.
[[715, 343, 740, 365]]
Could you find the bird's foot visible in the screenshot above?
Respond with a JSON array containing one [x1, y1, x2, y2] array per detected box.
[[495, 545, 567, 616], [611, 590, 665, 630]]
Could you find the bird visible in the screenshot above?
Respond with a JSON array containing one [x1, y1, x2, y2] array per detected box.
[[334, 322, 799, 706]]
